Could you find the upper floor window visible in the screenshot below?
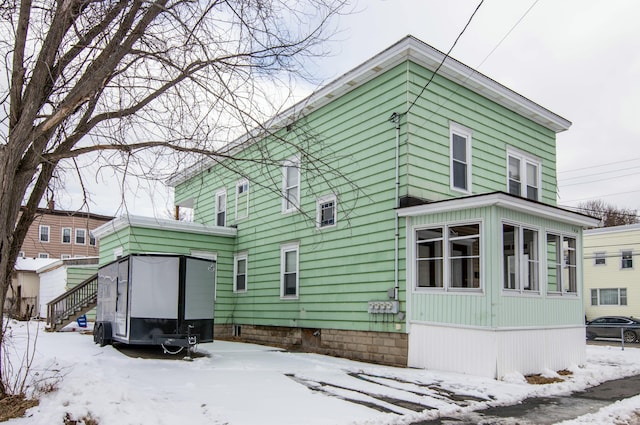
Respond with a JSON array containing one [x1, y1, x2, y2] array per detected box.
[[449, 123, 472, 193], [282, 157, 300, 213], [75, 228, 86, 245], [18, 251, 25, 258], [62, 227, 71, 244], [215, 189, 226, 226], [507, 148, 541, 201], [281, 243, 299, 299], [622, 250, 633, 269], [39, 225, 50, 243], [415, 223, 481, 291], [89, 231, 96, 246], [546, 233, 577, 294], [594, 252, 606, 266], [61, 254, 71, 260], [317, 195, 336, 229], [235, 180, 249, 220], [234, 253, 248, 293], [38, 253, 49, 259], [503, 223, 539, 293]]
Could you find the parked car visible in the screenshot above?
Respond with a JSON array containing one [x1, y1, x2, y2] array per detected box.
[[586, 316, 640, 343]]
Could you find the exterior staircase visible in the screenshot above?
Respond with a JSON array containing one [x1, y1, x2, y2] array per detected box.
[[46, 273, 98, 332]]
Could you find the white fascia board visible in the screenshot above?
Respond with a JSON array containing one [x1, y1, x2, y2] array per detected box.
[[92, 215, 237, 239], [167, 36, 571, 187], [397, 193, 600, 228], [585, 222, 640, 236]]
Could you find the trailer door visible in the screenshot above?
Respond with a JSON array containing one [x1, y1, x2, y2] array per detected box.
[[115, 258, 130, 338]]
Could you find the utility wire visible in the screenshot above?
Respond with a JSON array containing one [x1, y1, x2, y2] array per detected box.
[[404, 0, 484, 116], [559, 165, 640, 182], [558, 156, 640, 174]]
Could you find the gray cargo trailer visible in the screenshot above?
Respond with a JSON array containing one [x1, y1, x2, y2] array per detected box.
[[93, 254, 216, 351]]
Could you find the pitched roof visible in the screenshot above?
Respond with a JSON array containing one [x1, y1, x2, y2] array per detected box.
[[168, 35, 570, 187]]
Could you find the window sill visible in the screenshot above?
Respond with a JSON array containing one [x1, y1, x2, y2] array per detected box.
[[280, 296, 299, 301]]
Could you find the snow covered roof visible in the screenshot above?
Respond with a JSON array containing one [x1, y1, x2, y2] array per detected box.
[[14, 257, 58, 272]]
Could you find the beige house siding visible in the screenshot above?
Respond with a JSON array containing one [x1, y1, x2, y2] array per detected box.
[[584, 224, 640, 320], [19, 208, 113, 259]]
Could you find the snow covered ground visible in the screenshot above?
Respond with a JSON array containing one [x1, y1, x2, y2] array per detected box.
[[3, 320, 640, 425]]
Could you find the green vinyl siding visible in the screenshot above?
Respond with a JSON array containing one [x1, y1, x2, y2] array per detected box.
[[175, 63, 409, 333], [404, 62, 557, 205]]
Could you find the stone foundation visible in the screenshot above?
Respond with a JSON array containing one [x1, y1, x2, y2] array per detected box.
[[214, 324, 408, 367]]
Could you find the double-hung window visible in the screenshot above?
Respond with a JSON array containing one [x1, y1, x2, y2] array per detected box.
[[75, 228, 86, 245], [236, 180, 249, 220], [39, 225, 50, 243], [502, 223, 539, 293], [282, 157, 300, 213], [622, 251, 633, 269], [317, 195, 336, 228], [450, 123, 472, 193], [281, 243, 299, 298], [62, 227, 71, 244], [507, 148, 541, 201], [234, 253, 248, 293], [546, 233, 577, 294], [215, 189, 226, 226], [415, 223, 481, 290]]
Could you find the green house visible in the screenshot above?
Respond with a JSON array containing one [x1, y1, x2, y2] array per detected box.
[[94, 36, 598, 378]]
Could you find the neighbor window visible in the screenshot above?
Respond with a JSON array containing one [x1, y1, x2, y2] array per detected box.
[[62, 227, 71, 244], [234, 254, 248, 293], [450, 123, 472, 193], [89, 231, 96, 246], [235, 180, 249, 220], [282, 157, 300, 213], [503, 223, 539, 293], [622, 251, 633, 269], [594, 252, 606, 266], [546, 233, 577, 294], [18, 251, 25, 258], [317, 195, 336, 228], [75, 228, 86, 245], [281, 243, 299, 298], [38, 253, 49, 259], [415, 223, 481, 291], [39, 225, 50, 243], [61, 254, 71, 260], [507, 148, 541, 201], [591, 288, 627, 306], [215, 189, 226, 226]]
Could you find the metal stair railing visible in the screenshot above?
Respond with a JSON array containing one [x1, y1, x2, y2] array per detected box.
[[46, 273, 98, 332]]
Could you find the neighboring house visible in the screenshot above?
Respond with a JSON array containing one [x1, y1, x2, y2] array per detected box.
[[37, 257, 100, 320], [584, 223, 640, 320], [6, 257, 57, 319], [94, 36, 598, 378], [18, 205, 113, 260]]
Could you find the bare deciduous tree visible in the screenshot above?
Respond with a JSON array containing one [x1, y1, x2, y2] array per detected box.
[[0, 0, 349, 397], [578, 200, 639, 228]]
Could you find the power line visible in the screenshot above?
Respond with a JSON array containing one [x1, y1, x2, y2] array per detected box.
[[558, 156, 640, 174], [559, 171, 640, 187], [558, 165, 640, 183], [404, 0, 484, 116]]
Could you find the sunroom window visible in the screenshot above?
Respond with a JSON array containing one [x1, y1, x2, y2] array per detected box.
[[416, 223, 480, 291], [503, 224, 539, 293], [546, 233, 577, 294]]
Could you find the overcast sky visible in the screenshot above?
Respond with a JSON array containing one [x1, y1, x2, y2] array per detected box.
[[63, 0, 640, 218]]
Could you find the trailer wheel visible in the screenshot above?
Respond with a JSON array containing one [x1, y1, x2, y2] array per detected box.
[[93, 323, 101, 344]]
